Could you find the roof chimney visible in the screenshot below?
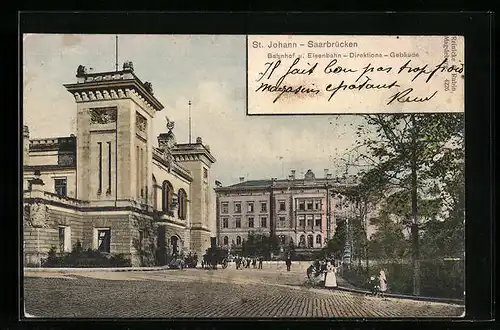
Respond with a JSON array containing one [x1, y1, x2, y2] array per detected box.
[[239, 177, 245, 183]]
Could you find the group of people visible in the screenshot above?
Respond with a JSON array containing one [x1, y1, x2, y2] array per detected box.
[[184, 252, 198, 268], [310, 257, 338, 288], [234, 255, 264, 270], [369, 270, 388, 297]]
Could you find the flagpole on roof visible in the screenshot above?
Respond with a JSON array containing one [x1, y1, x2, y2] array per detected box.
[[115, 35, 119, 72], [188, 100, 192, 144]]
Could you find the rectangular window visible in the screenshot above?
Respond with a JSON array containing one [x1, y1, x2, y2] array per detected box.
[[315, 200, 321, 210], [299, 201, 305, 211], [248, 217, 254, 228], [107, 141, 112, 194], [235, 217, 241, 228], [98, 142, 102, 194], [139, 230, 144, 249], [221, 202, 229, 213], [307, 215, 313, 227], [298, 215, 305, 227], [260, 217, 267, 228], [234, 202, 241, 213], [222, 217, 229, 228], [203, 168, 208, 179], [315, 218, 321, 227], [279, 216, 286, 228], [54, 178, 67, 197], [58, 227, 65, 253], [247, 202, 254, 213], [139, 148, 144, 198], [279, 201, 286, 211], [58, 226, 71, 253], [97, 229, 111, 253], [307, 200, 314, 210], [136, 145, 140, 198], [260, 202, 267, 212]]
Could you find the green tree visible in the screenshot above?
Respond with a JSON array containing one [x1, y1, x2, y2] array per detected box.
[[367, 211, 409, 261], [322, 220, 347, 260], [243, 231, 279, 258], [352, 113, 464, 295]]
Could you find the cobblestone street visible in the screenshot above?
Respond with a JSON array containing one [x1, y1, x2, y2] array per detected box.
[[23, 263, 464, 318]]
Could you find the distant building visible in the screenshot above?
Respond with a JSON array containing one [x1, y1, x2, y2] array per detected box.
[[214, 169, 359, 252], [23, 63, 216, 266]]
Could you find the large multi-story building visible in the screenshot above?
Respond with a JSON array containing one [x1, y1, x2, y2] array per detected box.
[[214, 169, 359, 252], [22, 62, 216, 266]]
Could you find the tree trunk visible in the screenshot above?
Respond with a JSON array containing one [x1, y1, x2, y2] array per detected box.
[[411, 114, 421, 296]]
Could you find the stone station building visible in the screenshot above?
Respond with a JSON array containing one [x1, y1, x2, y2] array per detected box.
[[23, 63, 216, 266]]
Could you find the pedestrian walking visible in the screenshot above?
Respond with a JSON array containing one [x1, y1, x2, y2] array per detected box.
[[285, 253, 292, 272], [258, 255, 263, 269], [379, 270, 388, 297], [252, 257, 257, 269], [246, 257, 251, 268], [324, 261, 337, 288]]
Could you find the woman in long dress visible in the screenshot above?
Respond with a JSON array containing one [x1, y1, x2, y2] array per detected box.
[[324, 261, 337, 288], [379, 270, 387, 297]]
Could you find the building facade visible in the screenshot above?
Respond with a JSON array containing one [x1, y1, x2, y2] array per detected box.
[[23, 63, 216, 266], [214, 169, 359, 252]]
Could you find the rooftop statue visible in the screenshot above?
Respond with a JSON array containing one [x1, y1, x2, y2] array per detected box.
[[144, 81, 154, 95], [123, 61, 134, 72], [76, 65, 87, 76], [166, 116, 175, 132]]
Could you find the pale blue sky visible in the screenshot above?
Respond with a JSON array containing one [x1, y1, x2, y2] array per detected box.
[[23, 34, 362, 186]]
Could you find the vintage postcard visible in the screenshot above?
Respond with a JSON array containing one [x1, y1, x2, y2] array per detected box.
[[22, 34, 465, 318]]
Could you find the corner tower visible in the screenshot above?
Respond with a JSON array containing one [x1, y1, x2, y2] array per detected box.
[[173, 137, 216, 255], [64, 63, 164, 203]]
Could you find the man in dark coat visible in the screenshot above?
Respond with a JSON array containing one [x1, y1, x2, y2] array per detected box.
[[258, 255, 263, 269], [285, 253, 292, 271]]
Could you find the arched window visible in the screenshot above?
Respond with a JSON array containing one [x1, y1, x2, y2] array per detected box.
[[307, 235, 314, 248], [177, 189, 187, 220], [162, 181, 173, 212], [152, 175, 157, 210], [236, 236, 242, 245], [316, 235, 322, 244], [299, 235, 306, 248], [223, 236, 229, 245]]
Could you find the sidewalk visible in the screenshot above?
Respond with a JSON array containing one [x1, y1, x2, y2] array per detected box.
[[24, 266, 170, 273], [25, 261, 307, 273], [335, 275, 464, 306]]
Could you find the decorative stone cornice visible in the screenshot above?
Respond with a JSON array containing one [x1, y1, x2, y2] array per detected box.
[[172, 142, 216, 165], [29, 136, 76, 152], [64, 69, 164, 113]]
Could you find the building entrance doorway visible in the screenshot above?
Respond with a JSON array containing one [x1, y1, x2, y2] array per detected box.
[[171, 236, 179, 256]]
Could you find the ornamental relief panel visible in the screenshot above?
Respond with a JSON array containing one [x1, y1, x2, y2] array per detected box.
[[25, 202, 50, 228], [136, 112, 147, 134], [89, 107, 117, 124], [58, 153, 76, 166]]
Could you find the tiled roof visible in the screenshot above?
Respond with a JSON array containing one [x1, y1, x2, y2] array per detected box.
[[228, 180, 273, 187], [218, 176, 359, 191]]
